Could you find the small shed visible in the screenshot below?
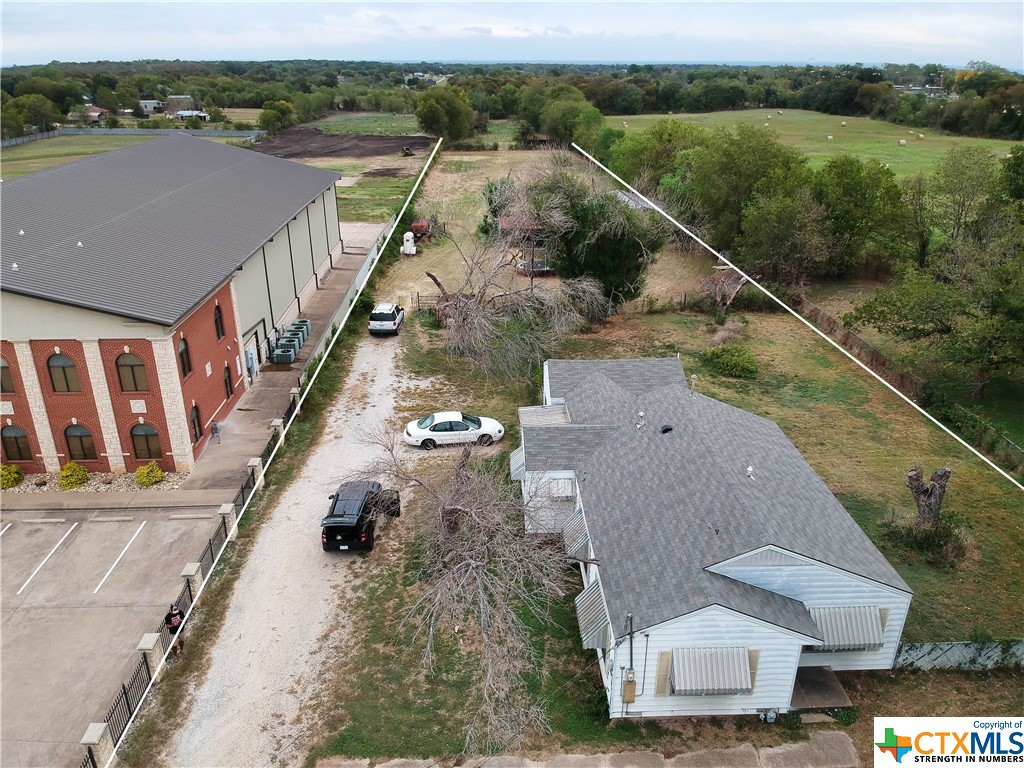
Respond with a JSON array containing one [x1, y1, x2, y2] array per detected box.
[[411, 217, 431, 240]]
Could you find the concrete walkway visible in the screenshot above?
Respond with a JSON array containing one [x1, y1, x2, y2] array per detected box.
[[315, 732, 860, 768]]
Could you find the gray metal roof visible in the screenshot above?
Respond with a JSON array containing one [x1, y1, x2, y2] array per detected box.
[[523, 358, 910, 635], [0, 134, 340, 326]]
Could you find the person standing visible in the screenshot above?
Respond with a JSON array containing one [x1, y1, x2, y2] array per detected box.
[[164, 604, 185, 658]]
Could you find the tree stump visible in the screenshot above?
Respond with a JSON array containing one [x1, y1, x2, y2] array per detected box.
[[907, 464, 951, 527]]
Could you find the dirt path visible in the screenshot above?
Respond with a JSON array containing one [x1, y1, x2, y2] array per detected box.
[[163, 337, 414, 768]]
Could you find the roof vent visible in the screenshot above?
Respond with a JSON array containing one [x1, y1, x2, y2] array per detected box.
[[746, 465, 755, 480], [635, 411, 645, 430], [660, 425, 673, 434], [18, 230, 24, 235], [77, 241, 83, 247], [11, 263, 19, 271], [689, 374, 698, 398]]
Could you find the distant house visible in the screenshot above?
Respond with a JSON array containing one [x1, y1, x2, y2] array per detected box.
[[85, 105, 110, 124], [520, 133, 550, 147], [166, 94, 195, 112], [512, 358, 912, 719], [175, 110, 211, 122], [139, 99, 166, 114]]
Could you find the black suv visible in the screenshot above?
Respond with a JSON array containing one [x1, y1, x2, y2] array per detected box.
[[320, 481, 400, 552]]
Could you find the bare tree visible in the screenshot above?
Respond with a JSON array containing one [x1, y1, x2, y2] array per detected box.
[[425, 230, 606, 379], [698, 262, 751, 323], [355, 429, 571, 752], [906, 464, 952, 528]]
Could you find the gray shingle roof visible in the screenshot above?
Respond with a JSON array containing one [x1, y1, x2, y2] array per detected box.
[[0, 135, 340, 326], [523, 358, 910, 635]]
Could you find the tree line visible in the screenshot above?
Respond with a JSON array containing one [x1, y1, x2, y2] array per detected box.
[[3, 58, 1022, 140]]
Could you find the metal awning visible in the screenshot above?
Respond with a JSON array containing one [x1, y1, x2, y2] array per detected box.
[[809, 605, 884, 650], [563, 507, 589, 559], [574, 580, 610, 649], [510, 446, 526, 480], [671, 647, 752, 695]]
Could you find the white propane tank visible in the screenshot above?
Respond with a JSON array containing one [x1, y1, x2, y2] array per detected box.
[[402, 231, 416, 255]]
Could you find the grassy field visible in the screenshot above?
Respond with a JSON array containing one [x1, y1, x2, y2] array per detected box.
[[313, 111, 421, 136], [615, 110, 1020, 177], [223, 107, 262, 123], [334, 174, 417, 222]]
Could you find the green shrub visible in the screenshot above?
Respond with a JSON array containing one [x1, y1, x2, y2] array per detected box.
[[135, 461, 165, 488], [59, 461, 89, 490], [699, 344, 759, 379], [826, 706, 859, 725], [1, 464, 25, 490]]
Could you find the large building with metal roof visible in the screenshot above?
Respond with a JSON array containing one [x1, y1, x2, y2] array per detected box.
[[512, 357, 912, 718], [1, 135, 341, 473]]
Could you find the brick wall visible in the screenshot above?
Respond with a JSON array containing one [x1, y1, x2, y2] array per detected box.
[[97, 339, 176, 473], [0, 340, 46, 473], [28, 339, 111, 472], [174, 284, 246, 460]]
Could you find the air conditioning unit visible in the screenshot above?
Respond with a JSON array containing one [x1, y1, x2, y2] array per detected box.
[[291, 319, 312, 337], [272, 348, 296, 364], [283, 330, 305, 348], [288, 321, 309, 343], [276, 338, 300, 354]]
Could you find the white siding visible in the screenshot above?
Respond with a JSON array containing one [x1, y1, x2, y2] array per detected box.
[[1, 293, 165, 340], [606, 606, 807, 718], [232, 249, 273, 346], [711, 556, 910, 670], [263, 234, 299, 328]]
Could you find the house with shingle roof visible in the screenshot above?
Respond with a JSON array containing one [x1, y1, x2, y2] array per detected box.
[[512, 357, 912, 718], [1, 135, 341, 474]]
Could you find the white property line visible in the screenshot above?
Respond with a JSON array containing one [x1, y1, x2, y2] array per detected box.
[[0, 522, 11, 537], [105, 138, 444, 768], [16, 522, 78, 595], [571, 142, 1024, 494], [93, 521, 147, 593]]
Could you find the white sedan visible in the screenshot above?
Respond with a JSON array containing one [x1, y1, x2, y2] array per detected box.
[[403, 411, 505, 450]]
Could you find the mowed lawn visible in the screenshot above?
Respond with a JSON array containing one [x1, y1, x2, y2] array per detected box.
[[614, 110, 1020, 177]]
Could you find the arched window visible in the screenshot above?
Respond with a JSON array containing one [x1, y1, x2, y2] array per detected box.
[[223, 366, 234, 399], [214, 306, 225, 340], [178, 338, 192, 378], [48, 354, 81, 392], [131, 424, 162, 460], [190, 405, 203, 443], [65, 424, 97, 461], [117, 353, 149, 392], [1, 425, 31, 461], [1, 358, 13, 394]]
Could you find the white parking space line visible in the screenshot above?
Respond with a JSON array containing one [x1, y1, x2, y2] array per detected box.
[[16, 522, 79, 595], [0, 523, 12, 537], [93, 521, 147, 594]]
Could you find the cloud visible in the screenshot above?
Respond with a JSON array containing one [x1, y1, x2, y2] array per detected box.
[[0, 1, 1019, 69]]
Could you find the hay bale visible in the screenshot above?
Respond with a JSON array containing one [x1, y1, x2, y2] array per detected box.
[[899, 139, 907, 146]]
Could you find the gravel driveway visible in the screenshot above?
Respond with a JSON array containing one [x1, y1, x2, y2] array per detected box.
[[163, 337, 413, 767]]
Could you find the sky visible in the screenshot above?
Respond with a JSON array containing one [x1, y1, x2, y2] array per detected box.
[[1, 1, 1022, 71]]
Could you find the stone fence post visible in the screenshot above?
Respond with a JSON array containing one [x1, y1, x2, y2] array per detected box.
[[81, 722, 118, 767], [219, 502, 237, 541], [181, 562, 202, 598], [248, 457, 264, 491], [137, 633, 165, 675]]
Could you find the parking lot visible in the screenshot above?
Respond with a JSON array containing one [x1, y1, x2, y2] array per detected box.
[[0, 507, 221, 768]]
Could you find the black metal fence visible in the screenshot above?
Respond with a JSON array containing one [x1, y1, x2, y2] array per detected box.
[[103, 656, 152, 745], [197, 515, 229, 581], [159, 579, 194, 652], [78, 746, 97, 768], [282, 394, 298, 424], [262, 427, 280, 466]]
